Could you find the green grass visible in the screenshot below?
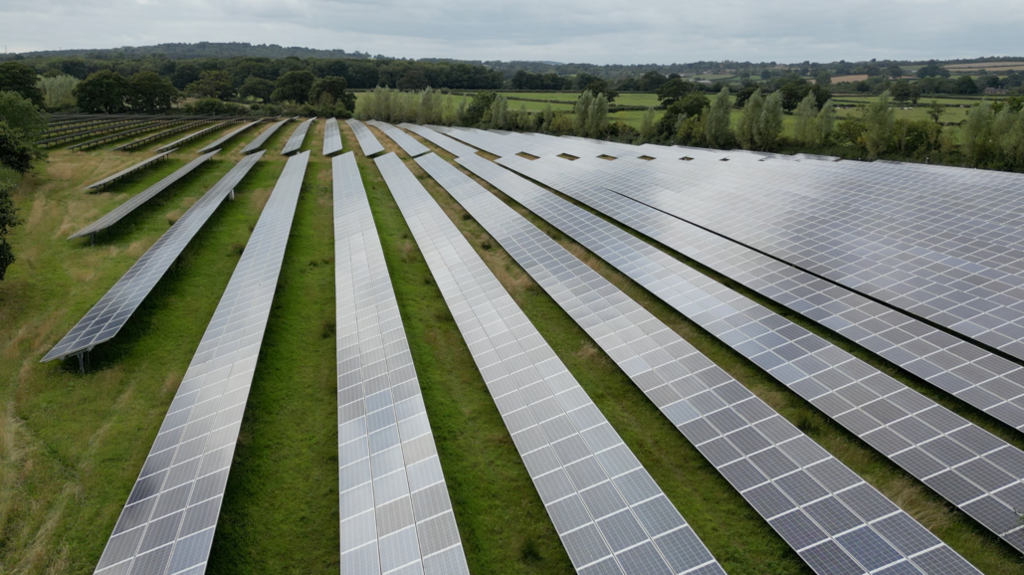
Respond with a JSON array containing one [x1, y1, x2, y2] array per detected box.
[[3, 116, 1024, 575]]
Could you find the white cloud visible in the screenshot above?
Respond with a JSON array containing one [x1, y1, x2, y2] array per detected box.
[[1, 0, 1022, 63]]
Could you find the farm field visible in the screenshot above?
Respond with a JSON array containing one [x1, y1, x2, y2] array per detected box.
[[5, 112, 1024, 575]]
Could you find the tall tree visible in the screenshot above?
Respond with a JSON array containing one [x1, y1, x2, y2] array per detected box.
[[73, 70, 131, 113], [272, 70, 316, 103], [861, 91, 895, 159], [574, 91, 594, 136], [736, 89, 763, 149], [703, 87, 733, 149], [0, 62, 44, 107], [185, 70, 234, 100], [0, 172, 19, 280], [793, 91, 818, 144], [129, 71, 178, 113], [639, 107, 656, 143], [758, 91, 784, 151], [815, 100, 836, 146], [490, 95, 508, 129], [586, 93, 609, 138], [239, 76, 274, 102], [309, 76, 356, 111], [0, 91, 48, 141], [961, 101, 996, 167]]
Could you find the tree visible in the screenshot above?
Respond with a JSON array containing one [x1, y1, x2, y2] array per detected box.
[[758, 91, 784, 150], [0, 172, 19, 280], [574, 91, 594, 136], [955, 75, 979, 95], [916, 63, 950, 78], [464, 91, 496, 126], [638, 107, 656, 142], [0, 62, 44, 107], [927, 100, 944, 123], [677, 92, 710, 119], [186, 70, 234, 100], [0, 91, 48, 141], [961, 101, 997, 167], [37, 75, 79, 110], [0, 121, 37, 174], [779, 79, 812, 112], [861, 91, 895, 159], [814, 100, 836, 146], [129, 71, 178, 113], [737, 89, 764, 149], [74, 70, 131, 113], [887, 65, 904, 79], [582, 79, 618, 103], [309, 76, 356, 111], [656, 78, 697, 107], [272, 70, 316, 103], [889, 80, 921, 105], [170, 62, 202, 90], [586, 93, 608, 138], [793, 91, 818, 144], [239, 76, 275, 102], [815, 70, 832, 87], [733, 85, 759, 108], [703, 87, 733, 149], [490, 95, 508, 129], [638, 71, 668, 92]]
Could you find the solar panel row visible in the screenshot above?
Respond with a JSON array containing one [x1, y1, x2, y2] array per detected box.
[[504, 154, 1024, 434], [399, 123, 477, 158], [346, 119, 385, 157], [421, 152, 980, 575], [367, 120, 429, 158], [92, 151, 310, 575], [281, 117, 316, 156], [156, 121, 237, 153], [43, 151, 266, 363], [376, 152, 726, 575], [323, 118, 343, 157], [240, 118, 291, 155], [112, 120, 216, 152], [83, 150, 176, 191], [333, 151, 470, 574], [453, 150, 1024, 553], [196, 120, 263, 154], [68, 120, 190, 151], [70, 150, 218, 240]]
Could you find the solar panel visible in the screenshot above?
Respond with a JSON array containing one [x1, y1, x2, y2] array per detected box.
[[112, 120, 217, 152], [376, 152, 726, 575], [70, 150, 218, 240], [398, 124, 477, 158], [156, 121, 237, 152], [588, 154, 1024, 364], [92, 151, 310, 575], [323, 118, 343, 157], [240, 118, 291, 155], [281, 117, 316, 156], [367, 120, 429, 157], [333, 151, 470, 574], [420, 153, 981, 575], [345, 119, 385, 157], [500, 154, 1024, 434], [42, 152, 266, 364], [68, 120, 190, 151], [196, 120, 262, 154], [83, 150, 175, 191], [455, 152, 1024, 554]]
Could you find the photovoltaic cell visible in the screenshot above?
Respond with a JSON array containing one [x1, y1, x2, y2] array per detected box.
[[419, 153, 979, 575], [43, 152, 265, 363], [281, 117, 316, 155], [70, 150, 218, 240], [92, 151, 309, 575], [156, 121, 236, 152], [367, 120, 429, 157], [498, 153, 1024, 434], [83, 150, 175, 190], [455, 151, 1024, 554], [398, 124, 477, 158], [197, 120, 262, 154], [241, 118, 291, 154], [376, 152, 725, 575], [346, 119, 385, 157], [333, 151, 470, 574], [323, 118, 343, 156]]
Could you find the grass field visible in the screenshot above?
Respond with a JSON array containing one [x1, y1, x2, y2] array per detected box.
[[3, 117, 1024, 574]]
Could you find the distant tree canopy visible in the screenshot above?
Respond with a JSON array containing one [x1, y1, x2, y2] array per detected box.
[[239, 76, 275, 102], [74, 70, 131, 113], [917, 63, 951, 78], [309, 76, 356, 111], [185, 70, 233, 100], [272, 70, 316, 103], [128, 72, 178, 113], [0, 62, 44, 107]]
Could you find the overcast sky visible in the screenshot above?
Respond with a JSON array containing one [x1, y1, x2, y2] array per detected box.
[[2, 0, 1022, 64]]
